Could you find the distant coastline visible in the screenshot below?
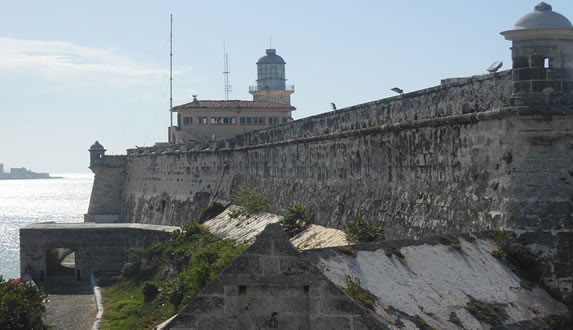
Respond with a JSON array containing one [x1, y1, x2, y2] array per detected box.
[[0, 163, 60, 180]]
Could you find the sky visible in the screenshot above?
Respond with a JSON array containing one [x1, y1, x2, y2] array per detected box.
[[0, 0, 572, 173]]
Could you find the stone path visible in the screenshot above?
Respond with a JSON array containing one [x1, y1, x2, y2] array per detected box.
[[42, 275, 97, 330]]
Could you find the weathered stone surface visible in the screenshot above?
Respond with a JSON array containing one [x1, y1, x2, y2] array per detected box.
[[19, 223, 177, 282], [160, 225, 389, 329], [310, 316, 352, 329], [303, 236, 569, 329]]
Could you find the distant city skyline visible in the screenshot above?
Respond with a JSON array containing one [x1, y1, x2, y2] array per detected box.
[[0, 0, 571, 173]]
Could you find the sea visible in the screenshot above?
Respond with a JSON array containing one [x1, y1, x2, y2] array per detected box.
[[0, 174, 93, 280]]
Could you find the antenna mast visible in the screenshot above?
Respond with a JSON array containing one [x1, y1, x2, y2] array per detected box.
[[169, 14, 174, 143], [223, 43, 231, 100]]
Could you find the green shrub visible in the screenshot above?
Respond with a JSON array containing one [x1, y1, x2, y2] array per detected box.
[[280, 204, 314, 237], [345, 217, 384, 243], [342, 275, 374, 310], [465, 299, 508, 326], [0, 276, 47, 330], [490, 248, 505, 258], [229, 187, 274, 218], [142, 281, 159, 302]]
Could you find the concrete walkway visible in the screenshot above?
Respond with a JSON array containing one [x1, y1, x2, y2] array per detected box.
[[42, 275, 97, 330]]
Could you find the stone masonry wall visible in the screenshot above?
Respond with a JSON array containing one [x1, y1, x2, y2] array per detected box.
[[162, 224, 386, 329], [118, 72, 513, 229], [90, 71, 572, 301], [20, 223, 177, 282], [87, 155, 127, 218]]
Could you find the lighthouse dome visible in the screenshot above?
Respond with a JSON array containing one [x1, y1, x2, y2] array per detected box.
[[256, 49, 286, 65]]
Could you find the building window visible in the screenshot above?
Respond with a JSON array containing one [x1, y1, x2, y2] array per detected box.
[[210, 117, 236, 125], [282, 117, 289, 124], [269, 117, 280, 125], [198, 117, 208, 125], [240, 117, 265, 125], [183, 117, 193, 125]]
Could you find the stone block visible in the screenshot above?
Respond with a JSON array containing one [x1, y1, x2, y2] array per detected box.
[[262, 257, 280, 276], [517, 68, 546, 81], [187, 296, 224, 315], [547, 68, 572, 80], [512, 81, 531, 95], [272, 239, 299, 257], [352, 315, 388, 330], [321, 297, 364, 315], [531, 80, 563, 93], [196, 316, 237, 329], [311, 316, 352, 329], [246, 238, 272, 256], [224, 255, 262, 276], [202, 278, 224, 295], [279, 258, 320, 275], [513, 56, 529, 69]]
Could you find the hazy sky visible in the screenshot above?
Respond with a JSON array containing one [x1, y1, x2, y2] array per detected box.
[[1, 1, 571, 173]]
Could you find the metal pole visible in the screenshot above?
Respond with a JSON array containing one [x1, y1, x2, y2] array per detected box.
[[169, 14, 174, 143]]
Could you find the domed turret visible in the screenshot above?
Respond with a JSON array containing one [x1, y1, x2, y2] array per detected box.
[[501, 2, 573, 106], [513, 2, 572, 30], [249, 48, 294, 105], [89, 141, 106, 167]]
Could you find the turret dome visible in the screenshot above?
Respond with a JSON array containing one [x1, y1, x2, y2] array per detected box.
[[512, 2, 572, 30], [89, 141, 105, 151], [256, 49, 286, 65]]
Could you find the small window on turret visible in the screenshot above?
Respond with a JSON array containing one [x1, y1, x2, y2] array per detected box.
[[544, 58, 550, 68]]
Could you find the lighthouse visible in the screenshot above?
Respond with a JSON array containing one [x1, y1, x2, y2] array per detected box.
[[249, 48, 295, 105]]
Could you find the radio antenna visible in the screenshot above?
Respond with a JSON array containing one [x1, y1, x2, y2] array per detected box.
[[223, 42, 232, 100], [169, 14, 174, 143]]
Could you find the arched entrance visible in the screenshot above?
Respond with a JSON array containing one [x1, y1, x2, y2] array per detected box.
[[46, 247, 81, 281]]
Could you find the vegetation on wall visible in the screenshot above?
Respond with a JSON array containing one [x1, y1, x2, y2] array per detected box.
[[465, 298, 508, 327], [229, 187, 274, 218], [490, 227, 540, 289], [344, 217, 384, 243], [341, 274, 375, 310], [0, 276, 47, 330], [279, 204, 314, 237], [99, 221, 247, 329]]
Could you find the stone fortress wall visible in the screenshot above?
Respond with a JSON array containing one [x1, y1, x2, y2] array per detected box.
[[112, 72, 514, 231], [88, 70, 573, 301], [87, 3, 573, 302]]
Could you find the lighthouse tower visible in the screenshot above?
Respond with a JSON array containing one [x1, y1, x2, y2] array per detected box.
[[501, 2, 573, 106], [249, 49, 294, 105]]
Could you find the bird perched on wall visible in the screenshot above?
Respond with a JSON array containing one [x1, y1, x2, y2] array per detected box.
[[391, 87, 404, 95], [330, 102, 336, 110]]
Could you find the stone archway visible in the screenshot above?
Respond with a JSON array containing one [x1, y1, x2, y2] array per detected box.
[[46, 247, 81, 280]]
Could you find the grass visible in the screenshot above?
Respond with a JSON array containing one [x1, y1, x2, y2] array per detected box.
[[342, 275, 375, 310], [100, 281, 175, 329], [99, 221, 247, 329], [465, 299, 508, 327]]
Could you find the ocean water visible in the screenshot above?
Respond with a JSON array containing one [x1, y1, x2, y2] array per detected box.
[[0, 174, 93, 279]]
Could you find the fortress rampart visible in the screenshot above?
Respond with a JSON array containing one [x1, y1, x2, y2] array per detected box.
[[87, 3, 573, 302], [88, 70, 573, 300]]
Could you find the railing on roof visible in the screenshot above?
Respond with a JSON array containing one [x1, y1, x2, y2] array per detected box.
[[248, 85, 295, 93]]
